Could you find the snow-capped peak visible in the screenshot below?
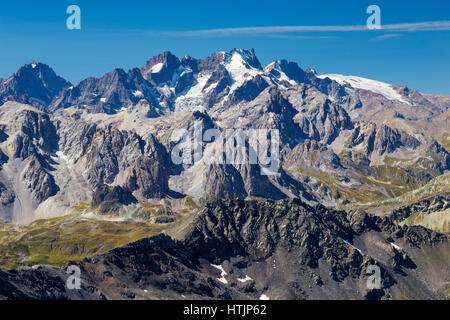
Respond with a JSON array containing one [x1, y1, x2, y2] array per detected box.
[[224, 50, 264, 88], [316, 73, 410, 105], [224, 49, 262, 70]]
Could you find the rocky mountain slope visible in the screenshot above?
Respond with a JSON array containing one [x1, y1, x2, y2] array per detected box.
[[0, 198, 448, 300]]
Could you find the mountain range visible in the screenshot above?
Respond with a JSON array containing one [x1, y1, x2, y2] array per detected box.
[[0, 49, 448, 300]]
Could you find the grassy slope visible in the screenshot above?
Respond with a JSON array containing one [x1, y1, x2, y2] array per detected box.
[[0, 214, 169, 270], [0, 196, 204, 270], [400, 209, 449, 234]]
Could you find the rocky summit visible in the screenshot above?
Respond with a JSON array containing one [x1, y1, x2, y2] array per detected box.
[[0, 49, 448, 300]]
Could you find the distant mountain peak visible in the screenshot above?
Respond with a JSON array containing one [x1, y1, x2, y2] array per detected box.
[[0, 62, 71, 108], [264, 59, 308, 85], [141, 51, 181, 84]]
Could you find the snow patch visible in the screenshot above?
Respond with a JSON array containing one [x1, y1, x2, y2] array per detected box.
[[56, 151, 71, 164], [174, 73, 210, 111], [237, 275, 253, 283], [343, 239, 362, 253], [131, 90, 144, 98], [390, 242, 402, 251], [211, 264, 228, 284], [151, 62, 164, 73], [259, 294, 270, 300], [158, 83, 173, 97]]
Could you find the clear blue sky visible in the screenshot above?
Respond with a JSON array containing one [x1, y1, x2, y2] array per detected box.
[[0, 0, 449, 94]]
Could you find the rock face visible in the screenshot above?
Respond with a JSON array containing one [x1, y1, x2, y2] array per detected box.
[[203, 164, 247, 199], [0, 198, 448, 300], [0, 105, 62, 222], [58, 119, 171, 200], [91, 184, 137, 214], [0, 102, 172, 223], [287, 85, 353, 144], [21, 156, 59, 203]]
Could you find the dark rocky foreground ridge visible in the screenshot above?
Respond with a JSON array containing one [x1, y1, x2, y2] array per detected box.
[[0, 198, 448, 300]]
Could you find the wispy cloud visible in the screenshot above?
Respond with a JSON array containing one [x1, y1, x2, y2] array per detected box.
[[383, 21, 450, 32], [259, 35, 339, 40], [159, 20, 450, 37], [369, 33, 401, 42]]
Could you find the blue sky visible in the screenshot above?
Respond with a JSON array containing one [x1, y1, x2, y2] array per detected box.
[[0, 0, 449, 94]]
